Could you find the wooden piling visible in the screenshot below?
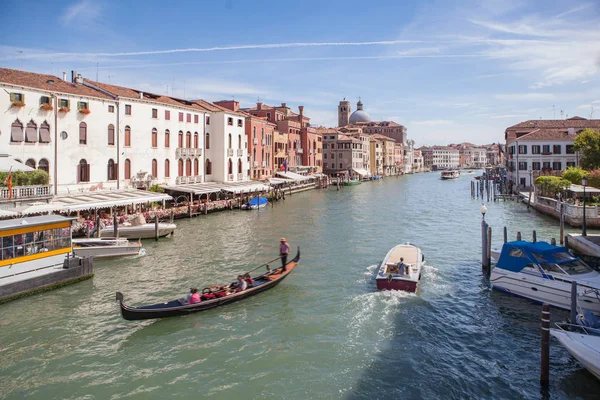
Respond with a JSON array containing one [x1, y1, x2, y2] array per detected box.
[[486, 226, 492, 278], [533, 230, 537, 243], [551, 238, 556, 246], [570, 281, 578, 324], [565, 235, 569, 248], [540, 303, 550, 388], [154, 216, 159, 241], [517, 232, 522, 241], [113, 214, 118, 238], [481, 219, 489, 274], [503, 226, 507, 244], [559, 202, 565, 245]]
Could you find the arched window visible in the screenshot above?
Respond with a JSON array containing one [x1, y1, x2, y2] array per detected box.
[[78, 159, 90, 182], [25, 120, 38, 143], [39, 121, 51, 143], [237, 159, 242, 174], [11, 119, 24, 143], [165, 129, 170, 148], [228, 134, 232, 149], [38, 158, 49, 173], [253, 126, 257, 139], [205, 133, 210, 149], [124, 159, 131, 180], [79, 122, 87, 145], [152, 159, 158, 177], [261, 128, 264, 141], [253, 148, 256, 163], [261, 149, 265, 164], [178, 131, 183, 148], [194, 132, 198, 148], [186, 159, 192, 176], [124, 126, 131, 147], [151, 128, 158, 148], [107, 159, 116, 180], [205, 159, 212, 175], [194, 159, 199, 176], [238, 134, 241, 149], [228, 158, 233, 175], [165, 159, 170, 178], [178, 159, 184, 177], [108, 124, 115, 145], [186, 131, 191, 148], [26, 158, 36, 169]]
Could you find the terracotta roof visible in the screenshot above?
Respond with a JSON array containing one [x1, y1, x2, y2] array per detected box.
[[370, 133, 396, 142], [0, 67, 112, 99], [507, 117, 600, 130], [510, 128, 580, 141]]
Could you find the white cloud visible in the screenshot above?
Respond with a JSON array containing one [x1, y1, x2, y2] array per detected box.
[[495, 93, 555, 101], [410, 119, 454, 126], [61, 0, 102, 25]]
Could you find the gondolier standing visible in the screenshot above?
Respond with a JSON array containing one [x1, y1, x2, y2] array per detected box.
[[280, 238, 291, 272]]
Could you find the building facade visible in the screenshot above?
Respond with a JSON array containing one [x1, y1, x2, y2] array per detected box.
[[419, 146, 460, 170]]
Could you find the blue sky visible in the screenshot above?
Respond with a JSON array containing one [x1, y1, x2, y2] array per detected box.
[[1, 0, 599, 146]]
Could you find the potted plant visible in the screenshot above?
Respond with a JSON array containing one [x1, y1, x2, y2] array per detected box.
[[79, 108, 91, 115], [11, 100, 26, 108], [40, 103, 54, 111], [59, 106, 70, 113]]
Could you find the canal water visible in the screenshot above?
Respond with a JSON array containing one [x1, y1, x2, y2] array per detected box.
[[1, 172, 599, 399]]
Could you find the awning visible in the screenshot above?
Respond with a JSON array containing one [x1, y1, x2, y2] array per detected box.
[[268, 177, 295, 185], [161, 181, 270, 195], [569, 184, 600, 194], [275, 171, 312, 182], [0, 154, 36, 172], [18, 189, 173, 214], [353, 168, 370, 177]]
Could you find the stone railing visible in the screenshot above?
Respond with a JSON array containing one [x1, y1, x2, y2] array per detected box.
[[0, 185, 53, 201]]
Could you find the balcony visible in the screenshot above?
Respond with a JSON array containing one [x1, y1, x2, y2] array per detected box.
[[253, 161, 258, 167], [176, 148, 189, 158], [0, 185, 53, 202], [275, 151, 286, 158], [175, 176, 185, 184], [237, 173, 244, 180], [228, 174, 234, 181], [296, 148, 303, 154], [262, 161, 266, 167], [237, 149, 244, 157], [262, 139, 266, 145], [227, 149, 234, 157], [253, 138, 258, 145]]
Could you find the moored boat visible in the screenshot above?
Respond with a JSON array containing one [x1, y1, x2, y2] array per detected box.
[[440, 170, 460, 180], [99, 222, 176, 239], [344, 179, 361, 186], [490, 240, 600, 312], [376, 243, 423, 292], [72, 237, 145, 259], [241, 197, 269, 210], [550, 324, 600, 380], [116, 247, 300, 320]]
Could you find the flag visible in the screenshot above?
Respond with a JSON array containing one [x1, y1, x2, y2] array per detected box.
[[283, 159, 288, 173], [4, 171, 12, 200]]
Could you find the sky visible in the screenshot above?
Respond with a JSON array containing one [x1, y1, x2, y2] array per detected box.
[[1, 0, 599, 146]]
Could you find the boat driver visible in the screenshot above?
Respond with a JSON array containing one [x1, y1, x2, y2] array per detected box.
[[397, 258, 408, 274]]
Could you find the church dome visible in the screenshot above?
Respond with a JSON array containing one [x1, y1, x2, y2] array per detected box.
[[349, 99, 371, 124]]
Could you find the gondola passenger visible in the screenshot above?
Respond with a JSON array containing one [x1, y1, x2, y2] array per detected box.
[[189, 288, 201, 304], [234, 275, 247, 292], [244, 273, 254, 288]]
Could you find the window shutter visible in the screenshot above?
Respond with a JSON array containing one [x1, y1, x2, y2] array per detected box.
[[86, 164, 91, 182], [10, 93, 15, 102]]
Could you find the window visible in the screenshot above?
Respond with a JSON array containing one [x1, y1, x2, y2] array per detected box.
[[532, 145, 540, 154], [124, 126, 131, 147], [553, 162, 562, 170], [566, 162, 576, 168], [194, 132, 198, 148], [10, 119, 23, 142], [228, 134, 232, 149], [186, 131, 191, 148], [10, 92, 24, 104], [194, 114, 199, 124], [178, 131, 184, 148], [108, 105, 115, 113], [125, 105, 132, 115], [186, 113, 191, 123], [542, 145, 550, 154], [238, 134, 242, 149], [532, 162, 541, 170], [340, 163, 343, 168], [165, 129, 170, 148], [152, 108, 158, 118], [205, 159, 212, 175], [543, 161, 551, 170], [165, 110, 170, 120], [518, 145, 527, 154], [124, 159, 131, 179], [152, 159, 158, 177], [151, 128, 158, 148], [324, 154, 328, 159], [228, 117, 233, 126], [266, 112, 271, 119], [206, 133, 210, 149], [253, 126, 256, 139], [186, 159, 192, 176], [566, 145, 575, 154], [179, 112, 184, 122], [206, 116, 210, 125], [518, 162, 528, 170], [77, 101, 88, 111], [238, 159, 242, 173], [107, 159, 117, 180], [178, 159, 184, 176], [194, 159, 199, 176], [237, 119, 243, 127], [25, 120, 37, 143], [59, 99, 70, 110], [553, 145, 561, 154], [228, 159, 233, 175], [40, 96, 50, 106], [38, 158, 49, 173], [108, 124, 115, 145], [324, 162, 328, 169], [26, 159, 36, 169], [78, 159, 90, 182], [79, 122, 87, 145], [165, 159, 170, 178]]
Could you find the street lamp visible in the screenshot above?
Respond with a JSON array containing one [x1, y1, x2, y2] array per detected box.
[[480, 203, 488, 220], [582, 176, 588, 236]]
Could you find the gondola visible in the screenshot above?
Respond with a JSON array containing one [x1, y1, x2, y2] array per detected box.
[[116, 247, 300, 320]]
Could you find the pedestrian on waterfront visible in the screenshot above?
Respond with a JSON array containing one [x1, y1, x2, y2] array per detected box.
[[280, 238, 291, 272]]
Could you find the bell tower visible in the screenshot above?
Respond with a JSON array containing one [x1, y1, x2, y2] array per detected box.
[[338, 98, 351, 127]]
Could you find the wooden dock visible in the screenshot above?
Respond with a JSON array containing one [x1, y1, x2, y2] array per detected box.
[[567, 233, 600, 258]]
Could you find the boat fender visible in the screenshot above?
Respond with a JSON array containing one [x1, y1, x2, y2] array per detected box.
[[388, 274, 393, 282]]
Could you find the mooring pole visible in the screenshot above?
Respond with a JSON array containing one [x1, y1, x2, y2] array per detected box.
[[560, 202, 565, 245], [482, 219, 488, 274], [517, 232, 522, 241], [540, 303, 550, 388], [113, 214, 118, 238], [486, 226, 492, 278], [533, 230, 537, 243], [570, 281, 578, 324], [551, 238, 556, 246], [503, 226, 507, 244], [154, 215, 159, 241]]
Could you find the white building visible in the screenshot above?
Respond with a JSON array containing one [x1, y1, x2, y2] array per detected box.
[[420, 146, 459, 170]]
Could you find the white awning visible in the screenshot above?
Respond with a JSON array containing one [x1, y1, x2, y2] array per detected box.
[[0, 154, 36, 172], [275, 171, 312, 182], [161, 181, 270, 195], [353, 168, 370, 177], [269, 177, 295, 185]]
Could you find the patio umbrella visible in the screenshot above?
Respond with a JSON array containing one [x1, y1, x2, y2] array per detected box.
[[0, 154, 35, 172]]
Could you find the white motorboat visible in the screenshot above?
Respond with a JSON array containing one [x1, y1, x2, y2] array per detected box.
[[375, 243, 423, 292], [72, 237, 145, 259], [99, 222, 176, 239], [551, 324, 600, 380], [440, 170, 460, 180], [490, 240, 600, 313]]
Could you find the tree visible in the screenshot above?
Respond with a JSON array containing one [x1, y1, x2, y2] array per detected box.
[[562, 166, 588, 185], [588, 169, 600, 189], [574, 128, 600, 170], [535, 176, 571, 198]]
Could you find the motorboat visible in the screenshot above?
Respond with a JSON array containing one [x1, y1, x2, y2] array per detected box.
[[72, 237, 145, 259], [550, 323, 600, 380], [343, 179, 361, 186], [99, 222, 176, 239], [376, 243, 423, 292], [440, 170, 460, 180], [241, 197, 269, 210], [490, 240, 600, 312]]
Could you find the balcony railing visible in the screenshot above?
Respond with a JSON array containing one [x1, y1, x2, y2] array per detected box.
[[176, 148, 188, 157], [253, 161, 258, 167], [175, 176, 185, 184], [262, 139, 266, 145], [0, 185, 53, 201], [237, 173, 244, 181], [237, 149, 244, 157], [228, 174, 234, 181], [253, 138, 258, 145], [227, 149, 234, 157], [262, 161, 266, 167], [296, 148, 303, 154]]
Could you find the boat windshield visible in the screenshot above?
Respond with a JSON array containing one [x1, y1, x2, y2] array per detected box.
[[559, 259, 595, 275], [532, 252, 549, 263], [540, 263, 566, 275], [552, 252, 577, 262]]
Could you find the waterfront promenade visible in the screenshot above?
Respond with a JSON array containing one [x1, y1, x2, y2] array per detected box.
[[1, 172, 598, 399]]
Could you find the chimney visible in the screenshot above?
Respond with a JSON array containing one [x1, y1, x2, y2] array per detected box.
[[71, 70, 76, 83], [62, 72, 67, 81], [257, 102, 262, 110], [298, 106, 304, 126], [281, 102, 286, 108], [139, 92, 144, 99], [75, 74, 83, 85]]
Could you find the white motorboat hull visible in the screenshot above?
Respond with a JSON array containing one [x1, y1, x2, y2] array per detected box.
[[550, 328, 600, 380], [376, 244, 423, 292], [73, 238, 144, 259], [99, 223, 176, 239], [490, 268, 600, 313]]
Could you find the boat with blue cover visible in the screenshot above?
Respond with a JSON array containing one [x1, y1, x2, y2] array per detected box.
[[490, 240, 600, 312], [241, 196, 269, 210]]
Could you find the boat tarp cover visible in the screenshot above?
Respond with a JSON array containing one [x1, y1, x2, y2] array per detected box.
[[248, 197, 268, 206], [497, 240, 574, 273]]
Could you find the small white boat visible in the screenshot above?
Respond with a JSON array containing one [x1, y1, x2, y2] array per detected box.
[[99, 222, 176, 239], [551, 324, 600, 380], [241, 197, 269, 210], [440, 170, 460, 180], [376, 243, 423, 292], [72, 237, 145, 259]]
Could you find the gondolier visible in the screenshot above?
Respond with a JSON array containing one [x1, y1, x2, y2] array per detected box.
[[280, 238, 291, 272]]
